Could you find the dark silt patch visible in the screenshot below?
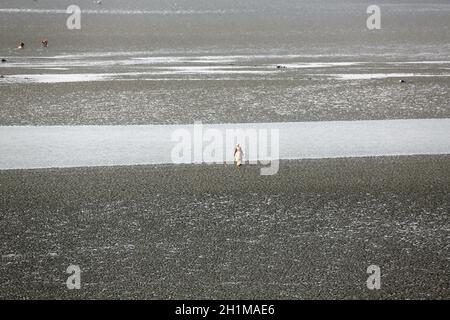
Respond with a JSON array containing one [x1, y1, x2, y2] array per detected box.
[[0, 156, 449, 299]]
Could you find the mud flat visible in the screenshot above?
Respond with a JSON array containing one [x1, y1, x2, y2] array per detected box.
[[0, 155, 449, 299]]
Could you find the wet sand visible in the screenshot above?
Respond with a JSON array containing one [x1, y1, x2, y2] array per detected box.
[[1, 155, 449, 299]]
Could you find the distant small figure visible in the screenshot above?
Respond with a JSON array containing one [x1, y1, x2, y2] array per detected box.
[[41, 39, 48, 48], [399, 79, 405, 83], [276, 65, 286, 69], [1, 58, 7, 63], [234, 144, 243, 167], [18, 42, 25, 49]]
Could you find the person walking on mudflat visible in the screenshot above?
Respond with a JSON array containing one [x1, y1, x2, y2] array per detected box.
[[234, 144, 243, 167]]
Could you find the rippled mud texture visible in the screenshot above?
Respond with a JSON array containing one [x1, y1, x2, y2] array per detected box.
[[1, 76, 450, 125], [1, 156, 449, 299]]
